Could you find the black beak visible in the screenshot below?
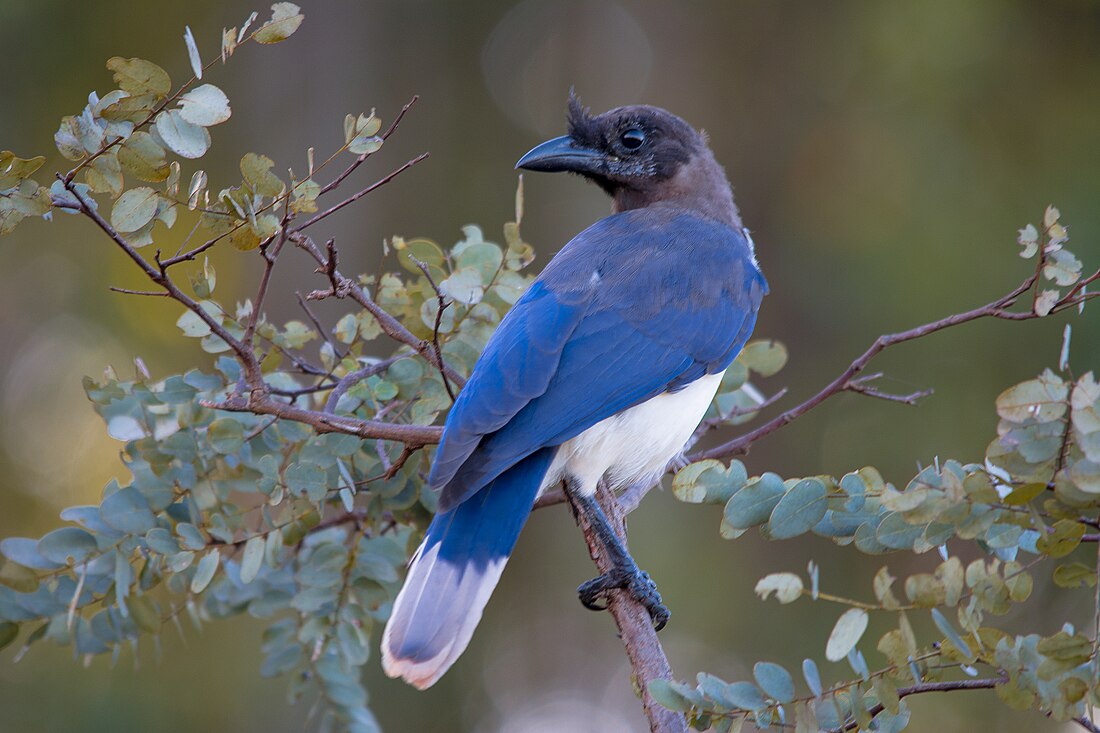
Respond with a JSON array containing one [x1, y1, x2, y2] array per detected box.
[[515, 135, 604, 175]]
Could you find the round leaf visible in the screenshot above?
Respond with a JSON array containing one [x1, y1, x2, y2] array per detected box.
[[106, 57, 171, 97], [155, 110, 211, 159], [110, 187, 160, 233], [753, 661, 795, 703], [825, 608, 869, 662], [99, 486, 156, 535], [37, 527, 98, 565], [178, 84, 232, 127], [190, 549, 220, 593], [768, 478, 828, 539]]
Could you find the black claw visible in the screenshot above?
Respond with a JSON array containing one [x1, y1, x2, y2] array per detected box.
[[575, 566, 670, 630]]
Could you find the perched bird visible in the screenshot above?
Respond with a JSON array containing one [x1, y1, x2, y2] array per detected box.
[[382, 97, 768, 689]]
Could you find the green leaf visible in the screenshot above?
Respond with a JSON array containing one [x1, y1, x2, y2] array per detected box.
[[995, 369, 1068, 423], [673, 460, 746, 504], [1044, 249, 1082, 287], [1036, 519, 1086, 558], [753, 662, 794, 703], [178, 84, 232, 127], [240, 152, 284, 197], [207, 418, 244, 454], [0, 151, 46, 189], [254, 3, 304, 44], [737, 340, 788, 377], [802, 659, 823, 697], [768, 478, 828, 539], [825, 608, 868, 662], [931, 608, 973, 660], [1034, 289, 1059, 317], [723, 473, 785, 531], [106, 57, 171, 97], [755, 572, 803, 604], [1053, 562, 1097, 588], [1017, 223, 1039, 258], [455, 241, 504, 283], [1068, 457, 1100, 494], [1, 537, 61, 570], [155, 110, 211, 159], [240, 535, 265, 584], [99, 486, 156, 534], [176, 523, 207, 551], [0, 621, 18, 651], [440, 267, 483, 305], [86, 152, 123, 197], [37, 527, 98, 565], [190, 549, 220, 593], [176, 308, 212, 338], [117, 132, 170, 182], [286, 462, 326, 501], [183, 25, 203, 79], [109, 187, 161, 233], [128, 594, 160, 633], [723, 681, 767, 711], [647, 679, 692, 713]]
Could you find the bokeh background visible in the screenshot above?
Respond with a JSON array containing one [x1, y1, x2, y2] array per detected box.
[[1, 1, 1098, 731]]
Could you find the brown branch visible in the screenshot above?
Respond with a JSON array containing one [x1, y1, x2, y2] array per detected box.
[[208, 392, 440, 445], [695, 274, 1040, 462], [573, 481, 687, 733], [109, 286, 171, 297], [845, 373, 934, 405], [291, 232, 466, 387], [826, 675, 1007, 733], [63, 177, 262, 387], [323, 355, 404, 414]]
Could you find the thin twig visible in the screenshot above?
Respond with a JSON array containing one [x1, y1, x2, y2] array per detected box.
[[291, 232, 466, 387], [323, 355, 405, 414], [408, 255, 456, 401], [296, 153, 429, 232], [320, 95, 420, 195], [109, 287, 171, 297]]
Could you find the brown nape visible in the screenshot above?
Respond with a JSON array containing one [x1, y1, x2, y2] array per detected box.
[[612, 148, 742, 230]]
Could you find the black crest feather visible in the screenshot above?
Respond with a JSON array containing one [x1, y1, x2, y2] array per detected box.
[[567, 90, 602, 147]]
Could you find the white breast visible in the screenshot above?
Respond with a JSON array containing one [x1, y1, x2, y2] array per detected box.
[[540, 371, 724, 497]]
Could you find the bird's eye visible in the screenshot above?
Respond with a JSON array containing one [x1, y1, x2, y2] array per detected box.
[[620, 129, 646, 150]]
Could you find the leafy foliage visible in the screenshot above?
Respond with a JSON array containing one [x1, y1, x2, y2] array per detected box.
[[664, 218, 1099, 730]]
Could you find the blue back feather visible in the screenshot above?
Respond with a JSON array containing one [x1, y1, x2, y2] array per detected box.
[[430, 205, 767, 512]]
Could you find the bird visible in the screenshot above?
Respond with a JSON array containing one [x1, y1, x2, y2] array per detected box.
[[381, 95, 768, 689]]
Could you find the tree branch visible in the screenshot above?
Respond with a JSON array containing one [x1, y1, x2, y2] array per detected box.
[[826, 675, 1007, 733], [695, 274, 1043, 462], [207, 392, 440, 445], [572, 481, 687, 733], [292, 232, 466, 387]]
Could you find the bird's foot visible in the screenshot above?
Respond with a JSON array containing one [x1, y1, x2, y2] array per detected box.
[[577, 565, 670, 631]]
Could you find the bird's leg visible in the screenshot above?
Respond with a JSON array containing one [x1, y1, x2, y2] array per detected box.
[[561, 476, 670, 631]]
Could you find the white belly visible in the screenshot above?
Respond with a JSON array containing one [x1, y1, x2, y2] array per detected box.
[[540, 371, 723, 497]]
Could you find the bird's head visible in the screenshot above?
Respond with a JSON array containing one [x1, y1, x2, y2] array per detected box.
[[516, 94, 740, 226]]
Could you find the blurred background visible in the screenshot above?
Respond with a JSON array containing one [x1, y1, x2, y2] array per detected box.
[[1, 1, 1098, 731]]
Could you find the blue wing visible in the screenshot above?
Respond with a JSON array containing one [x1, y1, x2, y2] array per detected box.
[[431, 207, 767, 511]]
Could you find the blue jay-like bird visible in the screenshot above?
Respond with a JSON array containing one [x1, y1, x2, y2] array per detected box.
[[382, 97, 767, 688]]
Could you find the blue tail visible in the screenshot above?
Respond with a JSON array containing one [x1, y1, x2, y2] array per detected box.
[[381, 447, 556, 688]]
